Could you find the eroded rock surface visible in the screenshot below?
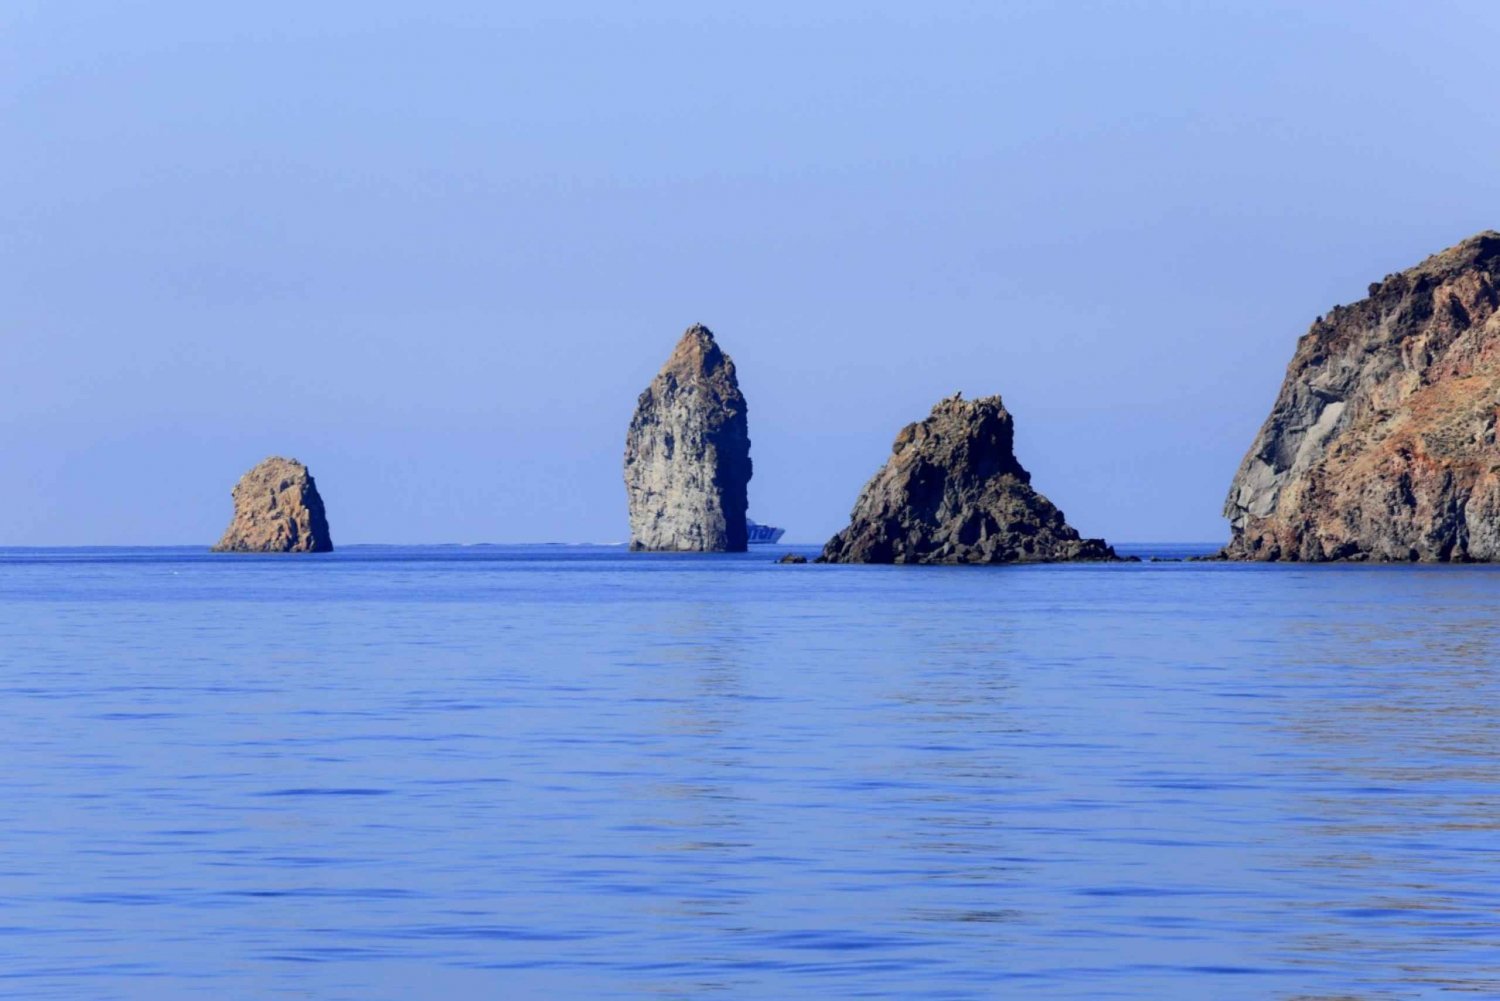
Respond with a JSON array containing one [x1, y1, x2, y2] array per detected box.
[[211, 457, 333, 553], [819, 394, 1115, 564], [625, 325, 752, 551], [1223, 232, 1500, 561]]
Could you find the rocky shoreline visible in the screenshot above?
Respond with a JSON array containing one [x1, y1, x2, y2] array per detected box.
[[1222, 231, 1500, 562]]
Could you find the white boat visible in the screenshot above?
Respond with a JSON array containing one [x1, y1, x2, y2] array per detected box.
[[746, 519, 785, 545]]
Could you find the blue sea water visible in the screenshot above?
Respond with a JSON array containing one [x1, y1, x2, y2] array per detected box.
[[1, 544, 1498, 1000]]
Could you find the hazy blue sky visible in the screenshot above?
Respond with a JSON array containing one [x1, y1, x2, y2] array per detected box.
[[5, 1, 1499, 545]]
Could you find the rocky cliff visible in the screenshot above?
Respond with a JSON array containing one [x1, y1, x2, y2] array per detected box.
[[819, 394, 1115, 564], [1223, 232, 1500, 561], [211, 457, 333, 553], [624, 325, 752, 552]]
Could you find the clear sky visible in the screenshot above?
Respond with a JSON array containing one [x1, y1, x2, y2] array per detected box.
[[4, 1, 1498, 545]]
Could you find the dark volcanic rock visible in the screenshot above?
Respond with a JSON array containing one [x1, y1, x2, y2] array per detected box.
[[777, 553, 808, 564], [624, 324, 753, 552], [211, 457, 332, 553], [1223, 231, 1500, 561], [819, 394, 1115, 564]]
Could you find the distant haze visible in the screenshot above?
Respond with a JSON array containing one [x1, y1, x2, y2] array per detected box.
[[4, 2, 1499, 545]]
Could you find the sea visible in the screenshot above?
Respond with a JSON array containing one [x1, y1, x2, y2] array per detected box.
[[1, 543, 1497, 1000]]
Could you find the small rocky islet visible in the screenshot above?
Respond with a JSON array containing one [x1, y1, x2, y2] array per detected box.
[[211, 457, 333, 554], [623, 324, 753, 553], [819, 393, 1116, 564], [1222, 230, 1500, 562]]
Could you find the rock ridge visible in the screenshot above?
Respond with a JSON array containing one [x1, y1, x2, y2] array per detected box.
[[1222, 231, 1500, 561]]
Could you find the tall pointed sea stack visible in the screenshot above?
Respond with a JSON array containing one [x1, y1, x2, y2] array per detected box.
[[624, 324, 752, 552], [1223, 232, 1500, 561], [820, 393, 1115, 564], [211, 457, 333, 553]]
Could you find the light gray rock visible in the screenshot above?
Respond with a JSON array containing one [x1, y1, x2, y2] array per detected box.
[[624, 325, 752, 552]]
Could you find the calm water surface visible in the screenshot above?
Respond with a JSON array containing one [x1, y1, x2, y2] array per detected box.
[[1, 545, 1497, 999]]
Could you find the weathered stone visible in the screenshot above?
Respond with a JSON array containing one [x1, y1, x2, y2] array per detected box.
[[624, 325, 753, 552], [777, 553, 808, 564], [1223, 232, 1500, 561], [819, 393, 1116, 564], [211, 457, 333, 553]]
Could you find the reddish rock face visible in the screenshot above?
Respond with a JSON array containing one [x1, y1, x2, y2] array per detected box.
[[819, 393, 1115, 564], [624, 325, 752, 552], [1224, 232, 1500, 561], [211, 457, 333, 553]]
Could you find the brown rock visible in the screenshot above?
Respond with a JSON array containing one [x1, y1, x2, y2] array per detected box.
[[1223, 232, 1500, 561], [624, 325, 753, 552], [777, 553, 808, 564], [211, 457, 333, 553], [819, 394, 1116, 564]]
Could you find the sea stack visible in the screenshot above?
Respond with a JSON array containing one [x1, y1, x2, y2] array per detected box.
[[820, 393, 1116, 564], [624, 324, 753, 552], [1223, 232, 1500, 561], [211, 457, 333, 553]]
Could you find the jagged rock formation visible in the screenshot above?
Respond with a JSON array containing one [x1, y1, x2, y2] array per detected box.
[[819, 394, 1116, 564], [624, 325, 752, 551], [1223, 231, 1500, 561], [211, 457, 333, 553]]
